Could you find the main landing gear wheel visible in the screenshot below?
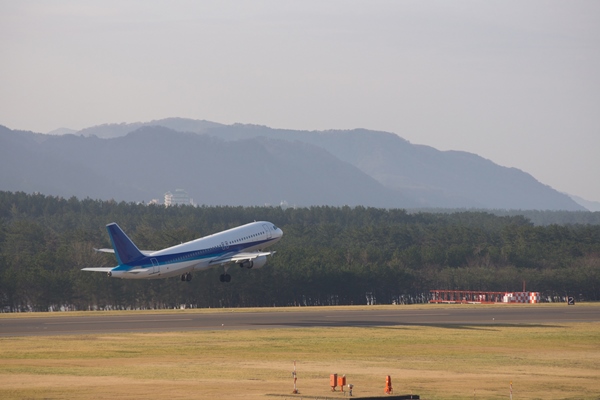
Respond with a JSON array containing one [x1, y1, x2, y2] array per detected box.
[[219, 273, 231, 283], [181, 272, 192, 282]]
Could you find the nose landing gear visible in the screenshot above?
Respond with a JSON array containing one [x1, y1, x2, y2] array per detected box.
[[219, 264, 231, 283]]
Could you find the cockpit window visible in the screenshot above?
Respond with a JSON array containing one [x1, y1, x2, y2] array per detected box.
[[272, 225, 278, 230]]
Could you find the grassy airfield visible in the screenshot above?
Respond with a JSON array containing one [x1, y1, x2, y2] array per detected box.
[[1, 305, 599, 399]]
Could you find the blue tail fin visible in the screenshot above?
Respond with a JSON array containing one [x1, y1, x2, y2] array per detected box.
[[106, 223, 145, 265]]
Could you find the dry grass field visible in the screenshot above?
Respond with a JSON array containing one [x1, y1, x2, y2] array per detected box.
[[1, 306, 599, 400]]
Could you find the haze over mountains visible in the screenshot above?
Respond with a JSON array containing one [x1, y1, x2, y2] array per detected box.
[[0, 118, 587, 211]]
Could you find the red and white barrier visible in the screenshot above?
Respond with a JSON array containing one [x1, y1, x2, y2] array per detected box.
[[503, 292, 540, 303]]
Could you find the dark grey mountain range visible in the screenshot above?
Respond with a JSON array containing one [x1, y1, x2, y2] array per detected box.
[[0, 119, 585, 210]]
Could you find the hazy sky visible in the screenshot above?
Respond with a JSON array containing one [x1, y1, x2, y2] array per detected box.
[[2, 1, 599, 202]]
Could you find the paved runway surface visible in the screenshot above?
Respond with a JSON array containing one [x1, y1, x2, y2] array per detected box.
[[1, 305, 599, 337]]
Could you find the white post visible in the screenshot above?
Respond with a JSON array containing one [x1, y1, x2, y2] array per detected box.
[[292, 360, 298, 394]]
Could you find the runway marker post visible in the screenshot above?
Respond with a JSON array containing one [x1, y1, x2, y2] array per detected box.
[[385, 375, 393, 394], [291, 360, 298, 394]]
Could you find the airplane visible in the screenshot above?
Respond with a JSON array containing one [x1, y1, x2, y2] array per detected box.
[[82, 221, 283, 282]]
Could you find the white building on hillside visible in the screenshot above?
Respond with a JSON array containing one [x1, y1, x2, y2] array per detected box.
[[164, 189, 194, 206]]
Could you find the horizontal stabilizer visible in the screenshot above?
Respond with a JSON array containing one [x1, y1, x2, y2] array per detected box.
[[82, 267, 113, 272], [94, 248, 115, 254], [95, 247, 154, 256], [125, 268, 150, 274]]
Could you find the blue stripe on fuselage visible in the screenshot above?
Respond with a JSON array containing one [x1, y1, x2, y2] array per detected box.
[[111, 237, 274, 271]]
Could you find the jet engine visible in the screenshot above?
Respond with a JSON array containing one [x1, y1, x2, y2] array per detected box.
[[239, 255, 268, 269]]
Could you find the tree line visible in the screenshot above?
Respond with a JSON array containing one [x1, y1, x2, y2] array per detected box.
[[0, 191, 599, 311]]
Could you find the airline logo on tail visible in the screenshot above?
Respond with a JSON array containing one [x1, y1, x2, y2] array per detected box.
[[106, 223, 145, 265]]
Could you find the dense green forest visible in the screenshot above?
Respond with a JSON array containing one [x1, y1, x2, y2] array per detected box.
[[409, 208, 600, 226], [0, 191, 599, 312]]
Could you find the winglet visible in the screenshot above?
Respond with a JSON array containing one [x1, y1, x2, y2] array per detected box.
[[106, 223, 145, 265]]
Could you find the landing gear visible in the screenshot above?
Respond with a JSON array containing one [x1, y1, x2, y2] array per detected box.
[[181, 272, 192, 282], [220, 264, 232, 283]]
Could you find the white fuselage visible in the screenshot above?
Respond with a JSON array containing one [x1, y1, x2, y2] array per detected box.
[[110, 221, 282, 279]]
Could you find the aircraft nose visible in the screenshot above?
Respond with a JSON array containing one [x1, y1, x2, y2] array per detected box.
[[271, 228, 283, 240]]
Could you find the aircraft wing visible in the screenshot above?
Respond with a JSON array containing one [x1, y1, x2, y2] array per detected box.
[[209, 251, 275, 265]]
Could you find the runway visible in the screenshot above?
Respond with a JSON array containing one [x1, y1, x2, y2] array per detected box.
[[1, 304, 599, 337]]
